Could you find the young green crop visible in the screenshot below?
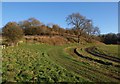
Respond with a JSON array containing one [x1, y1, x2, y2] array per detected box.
[[2, 43, 86, 82]]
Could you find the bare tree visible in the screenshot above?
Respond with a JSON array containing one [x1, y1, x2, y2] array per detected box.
[[27, 17, 43, 26], [85, 22, 100, 42], [84, 20, 93, 35], [47, 23, 54, 28], [52, 24, 60, 35], [92, 26, 100, 36], [66, 13, 88, 43], [18, 18, 43, 35]]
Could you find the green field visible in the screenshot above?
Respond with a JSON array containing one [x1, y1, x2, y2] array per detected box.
[[93, 45, 119, 58], [2, 43, 120, 82]]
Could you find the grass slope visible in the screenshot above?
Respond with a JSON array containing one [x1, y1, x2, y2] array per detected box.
[[2, 43, 85, 82], [2, 43, 120, 82]]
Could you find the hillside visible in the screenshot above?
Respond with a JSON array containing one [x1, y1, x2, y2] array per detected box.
[[2, 41, 120, 82], [24, 35, 69, 45], [23, 35, 96, 45]]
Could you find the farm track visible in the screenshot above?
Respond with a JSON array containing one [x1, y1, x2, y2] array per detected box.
[[85, 46, 120, 64], [64, 47, 120, 81], [74, 47, 120, 68], [74, 48, 113, 66], [48, 48, 115, 81]]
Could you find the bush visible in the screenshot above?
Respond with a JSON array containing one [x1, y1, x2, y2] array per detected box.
[[2, 22, 23, 46]]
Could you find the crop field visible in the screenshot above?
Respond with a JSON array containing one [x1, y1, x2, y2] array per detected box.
[[2, 43, 120, 82]]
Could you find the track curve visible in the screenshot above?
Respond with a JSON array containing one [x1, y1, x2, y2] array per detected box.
[[85, 46, 120, 63]]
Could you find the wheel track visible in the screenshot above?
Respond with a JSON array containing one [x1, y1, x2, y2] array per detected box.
[[47, 47, 116, 81], [65, 47, 120, 81], [85, 46, 120, 64]]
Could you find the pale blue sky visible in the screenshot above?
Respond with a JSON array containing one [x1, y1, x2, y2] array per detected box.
[[2, 2, 118, 34]]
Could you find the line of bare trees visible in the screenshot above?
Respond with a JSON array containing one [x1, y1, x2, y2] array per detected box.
[[2, 13, 101, 45]]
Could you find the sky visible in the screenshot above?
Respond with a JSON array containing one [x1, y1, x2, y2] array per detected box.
[[1, 2, 118, 34]]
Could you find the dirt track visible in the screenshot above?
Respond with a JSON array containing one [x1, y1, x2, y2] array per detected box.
[[74, 48, 113, 66], [66, 47, 120, 80], [85, 46, 120, 63]]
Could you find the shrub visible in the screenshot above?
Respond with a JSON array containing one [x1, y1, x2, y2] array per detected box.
[[2, 22, 23, 46]]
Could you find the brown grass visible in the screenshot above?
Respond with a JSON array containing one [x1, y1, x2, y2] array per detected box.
[[25, 36, 69, 45]]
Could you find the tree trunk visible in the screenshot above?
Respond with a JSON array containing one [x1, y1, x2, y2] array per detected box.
[[78, 35, 80, 43], [78, 31, 82, 43]]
